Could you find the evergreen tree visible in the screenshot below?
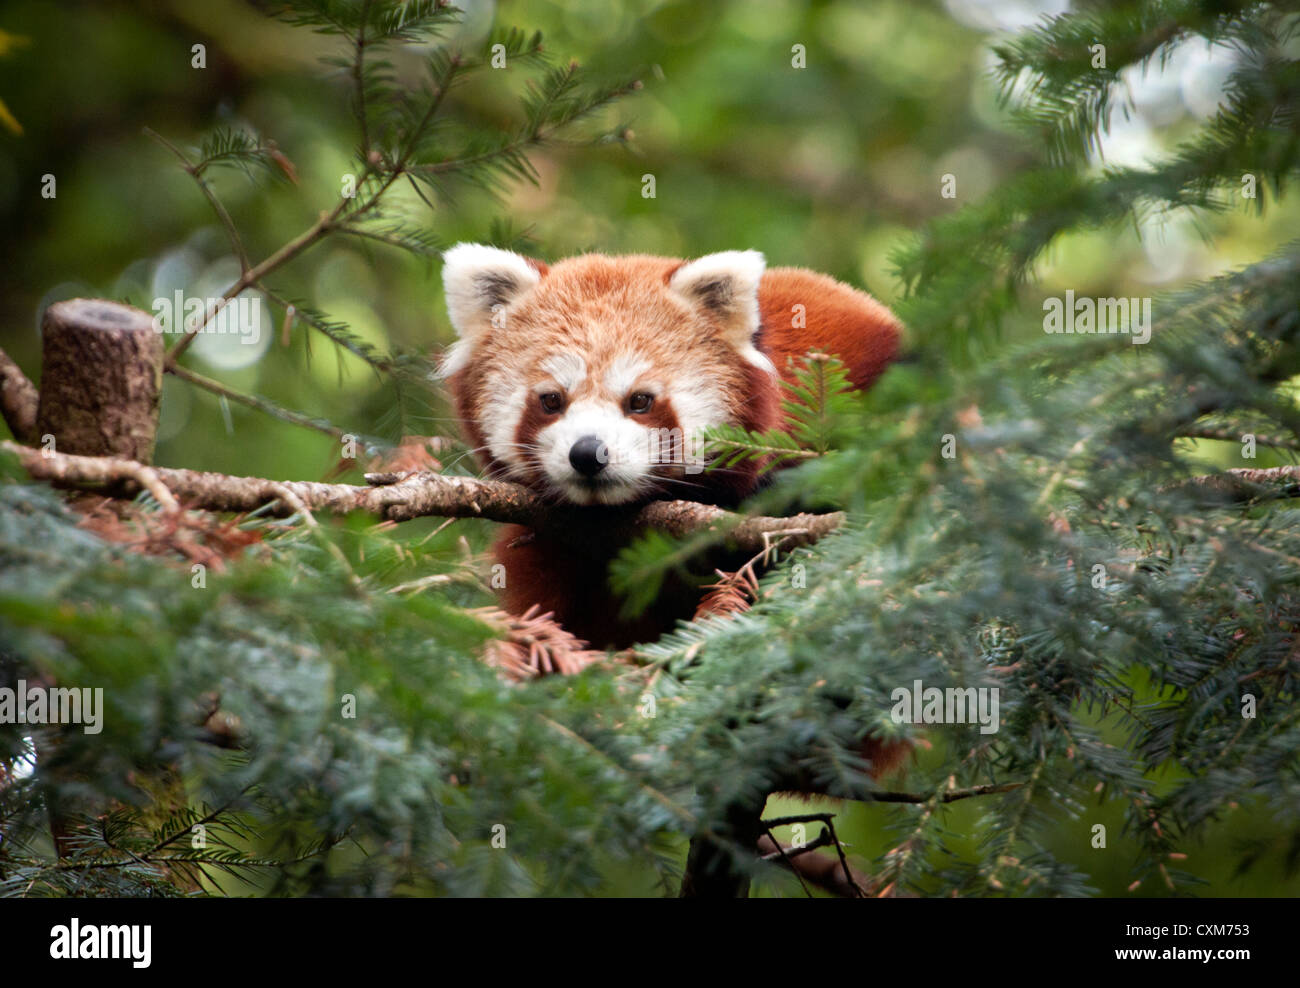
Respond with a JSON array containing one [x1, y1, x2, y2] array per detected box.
[[1, 0, 1298, 897]]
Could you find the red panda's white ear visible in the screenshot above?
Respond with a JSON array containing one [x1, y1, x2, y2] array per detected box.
[[668, 250, 773, 372], [439, 243, 546, 376]]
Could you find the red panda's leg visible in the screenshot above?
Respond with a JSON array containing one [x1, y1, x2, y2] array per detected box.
[[492, 526, 575, 626]]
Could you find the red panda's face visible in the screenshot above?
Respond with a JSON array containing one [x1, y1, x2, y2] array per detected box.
[[439, 246, 774, 506]]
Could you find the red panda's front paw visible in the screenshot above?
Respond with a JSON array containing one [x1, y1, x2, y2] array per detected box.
[[473, 605, 608, 680]]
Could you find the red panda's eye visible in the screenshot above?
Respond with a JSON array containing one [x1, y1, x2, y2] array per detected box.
[[628, 392, 654, 414], [539, 392, 564, 414]]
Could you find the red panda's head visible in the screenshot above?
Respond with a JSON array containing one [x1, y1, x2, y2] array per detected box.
[[439, 245, 776, 506]]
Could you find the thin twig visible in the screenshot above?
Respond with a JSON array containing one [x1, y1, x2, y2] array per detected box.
[[867, 781, 1026, 804], [144, 127, 251, 272], [763, 826, 814, 897]]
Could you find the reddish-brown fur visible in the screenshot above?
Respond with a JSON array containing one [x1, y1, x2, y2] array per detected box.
[[444, 250, 908, 786], [758, 267, 900, 390], [445, 254, 902, 648]]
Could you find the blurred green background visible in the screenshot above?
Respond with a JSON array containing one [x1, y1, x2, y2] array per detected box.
[[1, 0, 1296, 895]]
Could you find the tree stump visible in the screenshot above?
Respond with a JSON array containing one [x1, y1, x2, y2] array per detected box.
[[35, 298, 164, 464], [28, 300, 166, 857]]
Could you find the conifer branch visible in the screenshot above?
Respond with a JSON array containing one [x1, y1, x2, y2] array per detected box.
[[164, 201, 353, 365], [144, 127, 253, 273]]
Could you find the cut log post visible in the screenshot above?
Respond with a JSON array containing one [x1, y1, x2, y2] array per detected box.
[[27, 300, 167, 857], [35, 298, 164, 464]]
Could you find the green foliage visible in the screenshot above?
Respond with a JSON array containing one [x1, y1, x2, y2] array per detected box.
[[897, 2, 1300, 369], [991, 0, 1275, 166], [0, 478, 677, 896], [700, 354, 859, 470], [3, 0, 1300, 898], [192, 128, 285, 182], [701, 423, 815, 473], [781, 354, 859, 454]]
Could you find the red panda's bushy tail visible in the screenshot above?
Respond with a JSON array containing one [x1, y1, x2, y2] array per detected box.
[[758, 267, 902, 391]]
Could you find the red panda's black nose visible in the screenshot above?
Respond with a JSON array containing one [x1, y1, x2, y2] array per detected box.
[[569, 435, 609, 478]]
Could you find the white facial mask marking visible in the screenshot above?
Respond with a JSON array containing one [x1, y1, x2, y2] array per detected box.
[[668, 371, 730, 438], [541, 352, 587, 392], [605, 355, 652, 397], [483, 348, 750, 502], [536, 398, 656, 505], [484, 372, 528, 469]]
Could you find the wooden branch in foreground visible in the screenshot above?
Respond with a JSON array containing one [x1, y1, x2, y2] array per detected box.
[[0, 440, 845, 555], [0, 345, 39, 444], [1167, 465, 1300, 501], [1130, 464, 1300, 507]]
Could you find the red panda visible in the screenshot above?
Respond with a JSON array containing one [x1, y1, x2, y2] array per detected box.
[[439, 245, 902, 650]]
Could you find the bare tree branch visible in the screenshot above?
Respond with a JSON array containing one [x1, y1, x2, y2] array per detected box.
[[0, 345, 39, 443], [1168, 465, 1300, 501], [0, 440, 845, 555], [864, 781, 1025, 804]]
